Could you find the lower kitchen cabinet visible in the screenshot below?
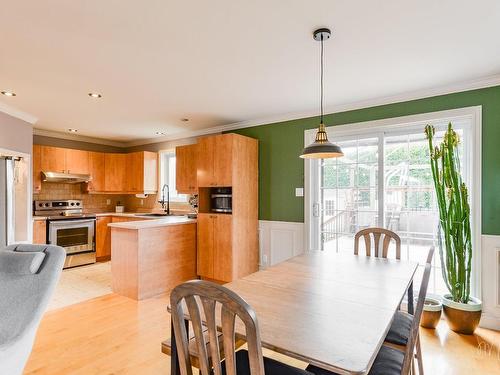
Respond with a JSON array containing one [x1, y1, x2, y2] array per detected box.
[[197, 213, 233, 282], [96, 216, 112, 261], [32, 220, 47, 244]]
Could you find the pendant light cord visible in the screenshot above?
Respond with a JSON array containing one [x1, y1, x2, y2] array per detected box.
[[320, 34, 324, 125]]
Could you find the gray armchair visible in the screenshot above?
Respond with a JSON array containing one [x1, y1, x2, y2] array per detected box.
[[0, 244, 65, 375]]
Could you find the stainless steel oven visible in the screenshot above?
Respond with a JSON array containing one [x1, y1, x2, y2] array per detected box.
[[34, 199, 96, 268]]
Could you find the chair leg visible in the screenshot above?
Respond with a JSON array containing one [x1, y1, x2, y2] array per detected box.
[[416, 333, 424, 374]]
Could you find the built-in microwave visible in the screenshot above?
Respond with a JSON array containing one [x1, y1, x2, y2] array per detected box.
[[210, 187, 232, 213]]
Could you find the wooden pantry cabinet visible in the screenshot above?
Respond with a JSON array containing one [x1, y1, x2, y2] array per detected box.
[[175, 144, 198, 194], [197, 135, 233, 187], [197, 213, 233, 282], [193, 133, 258, 283]]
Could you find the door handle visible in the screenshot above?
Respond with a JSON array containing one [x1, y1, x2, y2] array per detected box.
[[313, 202, 320, 217]]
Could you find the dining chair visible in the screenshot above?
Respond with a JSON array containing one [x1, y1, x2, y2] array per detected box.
[[383, 247, 435, 375], [170, 280, 312, 375], [354, 227, 401, 259], [306, 262, 432, 375]]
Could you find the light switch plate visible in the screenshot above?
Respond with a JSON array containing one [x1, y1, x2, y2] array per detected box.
[[295, 187, 304, 197], [106, 199, 111, 205]]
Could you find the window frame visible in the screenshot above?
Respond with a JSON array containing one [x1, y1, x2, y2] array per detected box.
[[158, 149, 188, 203]]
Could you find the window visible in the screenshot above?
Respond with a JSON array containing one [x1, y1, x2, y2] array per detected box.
[[305, 107, 481, 297], [158, 150, 187, 202]]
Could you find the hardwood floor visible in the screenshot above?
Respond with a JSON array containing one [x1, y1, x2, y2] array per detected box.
[[25, 293, 500, 375]]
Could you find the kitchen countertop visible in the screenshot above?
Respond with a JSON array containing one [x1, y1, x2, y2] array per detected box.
[[108, 216, 196, 230]]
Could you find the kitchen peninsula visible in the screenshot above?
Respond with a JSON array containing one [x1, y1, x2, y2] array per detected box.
[[109, 216, 197, 300]]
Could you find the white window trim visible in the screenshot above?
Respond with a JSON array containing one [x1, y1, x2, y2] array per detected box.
[[158, 149, 188, 203], [304, 106, 482, 299]]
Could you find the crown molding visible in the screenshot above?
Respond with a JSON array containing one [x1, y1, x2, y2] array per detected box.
[[33, 128, 127, 148], [32, 73, 500, 148], [124, 73, 500, 147], [0, 101, 38, 124]]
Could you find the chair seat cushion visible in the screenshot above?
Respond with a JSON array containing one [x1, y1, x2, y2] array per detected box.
[[306, 346, 404, 375], [222, 349, 312, 375], [385, 311, 412, 346]]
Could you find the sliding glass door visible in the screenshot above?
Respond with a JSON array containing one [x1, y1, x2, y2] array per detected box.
[[307, 114, 475, 296]]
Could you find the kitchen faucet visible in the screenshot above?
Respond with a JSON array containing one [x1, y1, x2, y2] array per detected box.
[[159, 184, 170, 215]]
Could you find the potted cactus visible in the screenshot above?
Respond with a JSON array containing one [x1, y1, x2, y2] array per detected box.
[[425, 123, 481, 334]]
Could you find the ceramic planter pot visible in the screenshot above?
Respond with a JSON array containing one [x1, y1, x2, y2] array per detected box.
[[420, 297, 442, 329], [442, 294, 482, 334]]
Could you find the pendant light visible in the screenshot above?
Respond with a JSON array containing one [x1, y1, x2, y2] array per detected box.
[[300, 28, 343, 159]]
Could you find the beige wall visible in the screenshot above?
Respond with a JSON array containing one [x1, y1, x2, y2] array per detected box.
[[0, 111, 33, 155]]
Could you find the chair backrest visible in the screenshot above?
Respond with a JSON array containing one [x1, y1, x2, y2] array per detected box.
[[426, 246, 435, 265], [170, 280, 265, 375], [401, 251, 433, 374], [354, 227, 401, 259]]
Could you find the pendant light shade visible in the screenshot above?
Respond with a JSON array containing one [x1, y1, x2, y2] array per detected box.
[[300, 123, 343, 159], [300, 28, 343, 159]]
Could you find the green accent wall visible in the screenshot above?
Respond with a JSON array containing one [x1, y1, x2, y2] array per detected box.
[[228, 85, 500, 235]]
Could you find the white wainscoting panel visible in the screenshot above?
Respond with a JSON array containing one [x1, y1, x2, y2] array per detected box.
[[481, 235, 500, 330], [258, 221, 304, 268]]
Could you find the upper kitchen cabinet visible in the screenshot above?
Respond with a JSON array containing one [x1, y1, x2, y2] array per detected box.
[[39, 146, 89, 174], [104, 153, 127, 192], [40, 146, 66, 173], [126, 151, 158, 194], [65, 149, 89, 174], [197, 134, 233, 187], [87, 151, 105, 192], [175, 144, 197, 194]]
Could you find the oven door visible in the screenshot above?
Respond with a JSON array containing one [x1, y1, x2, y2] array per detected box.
[[48, 219, 95, 255]]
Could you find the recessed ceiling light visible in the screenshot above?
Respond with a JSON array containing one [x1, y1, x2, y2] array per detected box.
[[1, 91, 16, 97], [88, 92, 102, 98], [68, 128, 78, 133], [181, 118, 189, 122], [155, 131, 165, 136]]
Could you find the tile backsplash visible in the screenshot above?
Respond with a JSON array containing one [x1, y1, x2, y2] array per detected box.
[[33, 183, 127, 213], [33, 182, 193, 213]]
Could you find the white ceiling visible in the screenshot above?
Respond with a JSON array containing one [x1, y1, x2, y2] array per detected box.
[[1, 1, 500, 143]]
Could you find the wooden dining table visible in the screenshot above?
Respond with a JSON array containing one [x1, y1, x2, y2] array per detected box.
[[167, 251, 418, 375]]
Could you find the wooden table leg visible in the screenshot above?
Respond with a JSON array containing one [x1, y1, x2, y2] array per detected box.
[[170, 318, 189, 375], [407, 280, 414, 315]]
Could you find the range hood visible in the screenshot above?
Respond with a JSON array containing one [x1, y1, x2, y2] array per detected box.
[[41, 171, 92, 184]]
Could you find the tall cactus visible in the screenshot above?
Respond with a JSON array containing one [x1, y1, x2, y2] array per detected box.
[[425, 123, 472, 303]]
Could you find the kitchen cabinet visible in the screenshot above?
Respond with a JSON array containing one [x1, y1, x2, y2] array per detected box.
[[32, 220, 46, 244], [33, 145, 158, 195], [33, 145, 42, 193], [104, 153, 127, 192], [197, 213, 233, 282], [196, 133, 259, 283], [96, 216, 111, 261], [126, 151, 158, 194], [175, 144, 197, 194], [197, 135, 232, 187], [65, 149, 89, 174], [87, 152, 105, 192], [96, 216, 147, 261], [39, 146, 89, 174], [40, 146, 66, 173]]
